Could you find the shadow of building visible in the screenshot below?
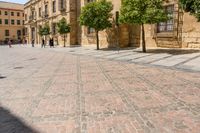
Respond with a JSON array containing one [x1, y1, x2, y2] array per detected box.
[[0, 107, 39, 133]]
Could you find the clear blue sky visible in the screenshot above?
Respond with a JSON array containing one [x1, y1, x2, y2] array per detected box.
[[1, 0, 27, 4]]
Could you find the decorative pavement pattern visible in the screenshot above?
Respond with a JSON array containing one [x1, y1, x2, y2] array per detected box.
[[0, 45, 200, 133]]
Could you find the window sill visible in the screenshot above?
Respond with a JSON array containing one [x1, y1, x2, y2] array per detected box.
[[86, 33, 95, 37], [156, 32, 175, 38]]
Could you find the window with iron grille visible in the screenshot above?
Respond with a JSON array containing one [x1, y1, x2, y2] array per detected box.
[[17, 20, 21, 25], [53, 1, 56, 13], [59, 0, 66, 11], [61, 0, 65, 10], [11, 12, 14, 16], [45, 5, 48, 16], [17, 12, 20, 16], [39, 8, 41, 17], [5, 19, 8, 25], [87, 27, 95, 34], [11, 19, 15, 25], [157, 5, 174, 33], [5, 30, 9, 36], [17, 30, 21, 36]]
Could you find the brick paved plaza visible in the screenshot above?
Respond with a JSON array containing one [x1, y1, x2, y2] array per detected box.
[[0, 45, 200, 133]]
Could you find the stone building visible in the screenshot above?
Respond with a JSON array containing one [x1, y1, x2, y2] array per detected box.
[[24, 0, 200, 48], [24, 0, 78, 45], [0, 1, 24, 45]]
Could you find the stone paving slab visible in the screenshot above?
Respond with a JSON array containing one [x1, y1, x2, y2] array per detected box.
[[0, 45, 200, 133], [151, 53, 200, 67], [176, 56, 200, 71], [115, 53, 151, 61], [132, 53, 171, 63], [102, 51, 134, 59], [92, 51, 119, 57]]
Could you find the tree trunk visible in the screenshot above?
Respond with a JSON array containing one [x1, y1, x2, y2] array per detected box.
[[64, 34, 66, 47], [95, 31, 100, 50], [141, 23, 146, 53]]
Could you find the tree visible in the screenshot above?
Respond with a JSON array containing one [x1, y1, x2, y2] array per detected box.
[[38, 23, 50, 39], [57, 17, 70, 47], [120, 0, 168, 52], [180, 0, 200, 21], [79, 0, 113, 50], [42, 23, 50, 36]]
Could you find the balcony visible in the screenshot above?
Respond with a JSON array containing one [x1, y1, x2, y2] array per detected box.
[[59, 7, 66, 12], [42, 11, 49, 19], [28, 15, 36, 22], [44, 14, 49, 19]]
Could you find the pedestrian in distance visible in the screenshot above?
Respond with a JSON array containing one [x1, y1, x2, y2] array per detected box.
[[8, 40, 12, 48], [41, 39, 45, 48], [32, 39, 35, 47], [49, 38, 53, 48], [50, 38, 54, 48]]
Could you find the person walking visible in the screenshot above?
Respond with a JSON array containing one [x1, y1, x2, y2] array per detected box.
[[49, 38, 54, 48], [51, 38, 54, 48], [41, 39, 45, 48], [32, 39, 35, 47], [8, 40, 12, 48]]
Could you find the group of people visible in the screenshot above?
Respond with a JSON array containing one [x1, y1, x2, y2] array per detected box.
[[31, 38, 54, 48], [6, 38, 55, 48]]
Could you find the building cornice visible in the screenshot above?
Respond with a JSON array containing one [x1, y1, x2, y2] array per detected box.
[[24, 0, 41, 9], [0, 7, 23, 12], [24, 12, 70, 26]]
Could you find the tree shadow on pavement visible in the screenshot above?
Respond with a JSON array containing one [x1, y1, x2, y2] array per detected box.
[[100, 47, 138, 51], [0, 107, 39, 133], [138, 49, 200, 55]]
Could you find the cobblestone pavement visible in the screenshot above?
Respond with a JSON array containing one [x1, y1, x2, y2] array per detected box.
[[0, 45, 200, 133]]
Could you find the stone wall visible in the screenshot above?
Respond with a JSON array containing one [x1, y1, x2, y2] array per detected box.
[[143, 11, 200, 49], [182, 12, 200, 48], [79, 0, 141, 48]]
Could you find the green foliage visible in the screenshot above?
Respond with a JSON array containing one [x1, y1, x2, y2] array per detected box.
[[57, 18, 70, 47], [57, 17, 70, 35], [43, 23, 50, 35], [119, 0, 168, 24], [120, 0, 168, 52], [180, 0, 200, 21], [79, 0, 113, 50], [38, 27, 44, 36], [38, 23, 50, 36], [79, 0, 113, 31]]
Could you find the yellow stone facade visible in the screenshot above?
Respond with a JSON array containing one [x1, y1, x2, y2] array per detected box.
[[24, 0, 77, 45], [24, 0, 200, 48], [0, 1, 24, 45]]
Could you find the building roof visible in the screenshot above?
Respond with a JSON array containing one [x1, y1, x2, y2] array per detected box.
[[0, 1, 24, 10]]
